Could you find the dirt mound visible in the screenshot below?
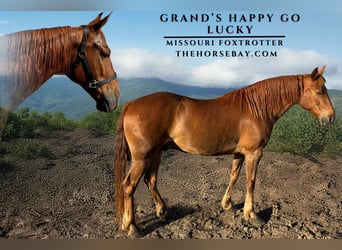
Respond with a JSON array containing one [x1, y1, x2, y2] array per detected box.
[[0, 129, 341, 239]]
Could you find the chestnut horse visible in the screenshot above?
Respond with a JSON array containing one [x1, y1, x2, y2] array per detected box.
[[114, 66, 335, 236], [0, 12, 119, 122]]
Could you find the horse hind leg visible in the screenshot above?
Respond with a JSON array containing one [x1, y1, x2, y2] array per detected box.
[[221, 153, 244, 210], [121, 159, 146, 236], [143, 152, 167, 218]]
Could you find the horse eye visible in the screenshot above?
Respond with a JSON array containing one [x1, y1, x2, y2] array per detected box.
[[101, 52, 110, 59], [316, 89, 325, 95]]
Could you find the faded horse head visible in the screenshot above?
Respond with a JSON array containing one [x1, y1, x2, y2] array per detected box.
[[0, 12, 120, 113]]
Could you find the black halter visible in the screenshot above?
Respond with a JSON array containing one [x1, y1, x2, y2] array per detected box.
[[75, 25, 117, 89]]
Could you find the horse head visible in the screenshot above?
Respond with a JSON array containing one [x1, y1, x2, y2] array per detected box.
[[68, 12, 120, 112], [299, 66, 335, 125]]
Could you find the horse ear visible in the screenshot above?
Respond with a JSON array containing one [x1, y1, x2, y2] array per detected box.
[[88, 12, 112, 31], [311, 65, 326, 80], [318, 65, 326, 76], [88, 12, 103, 26]]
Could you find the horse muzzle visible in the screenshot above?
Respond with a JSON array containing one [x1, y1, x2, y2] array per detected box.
[[97, 94, 119, 112], [319, 115, 335, 126]]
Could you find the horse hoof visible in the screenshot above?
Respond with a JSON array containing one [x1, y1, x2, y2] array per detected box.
[[247, 215, 266, 226], [221, 202, 233, 211], [157, 206, 168, 220], [128, 225, 142, 239]]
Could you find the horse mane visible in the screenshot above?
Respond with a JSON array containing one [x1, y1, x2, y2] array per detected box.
[[0, 26, 75, 108], [225, 75, 304, 120]]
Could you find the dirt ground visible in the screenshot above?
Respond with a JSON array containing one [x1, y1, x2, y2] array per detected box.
[[0, 129, 341, 239]]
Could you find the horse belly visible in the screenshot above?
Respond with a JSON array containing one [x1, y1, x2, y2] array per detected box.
[[172, 129, 238, 156]]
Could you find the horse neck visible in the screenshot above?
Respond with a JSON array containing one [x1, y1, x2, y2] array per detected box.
[[18, 27, 78, 81], [1, 27, 79, 109], [227, 75, 304, 123]]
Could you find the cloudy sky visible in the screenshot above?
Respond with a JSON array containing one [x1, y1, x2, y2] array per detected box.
[[1, 0, 342, 90]]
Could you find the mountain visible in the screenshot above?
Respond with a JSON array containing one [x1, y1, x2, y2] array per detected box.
[[18, 77, 233, 119], [16, 76, 342, 119], [18, 77, 96, 119], [119, 77, 232, 104]]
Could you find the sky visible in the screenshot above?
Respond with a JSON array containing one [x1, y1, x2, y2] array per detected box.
[[0, 1, 342, 90]]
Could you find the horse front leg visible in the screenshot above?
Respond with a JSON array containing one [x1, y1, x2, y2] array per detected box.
[[243, 148, 265, 225], [221, 153, 244, 210]]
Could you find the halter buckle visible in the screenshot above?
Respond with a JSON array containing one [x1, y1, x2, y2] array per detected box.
[[78, 50, 87, 59], [89, 80, 100, 89]]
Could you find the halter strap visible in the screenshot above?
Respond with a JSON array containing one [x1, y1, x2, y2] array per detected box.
[[75, 25, 117, 89]]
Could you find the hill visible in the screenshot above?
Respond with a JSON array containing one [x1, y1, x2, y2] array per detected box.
[[329, 89, 342, 117], [119, 77, 232, 103], [17, 76, 342, 119], [18, 77, 96, 119], [1, 128, 341, 238], [18, 77, 232, 119]]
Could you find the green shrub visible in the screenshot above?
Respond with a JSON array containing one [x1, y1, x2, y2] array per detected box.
[[2, 105, 340, 158], [77, 106, 121, 134], [45, 111, 77, 130], [1, 107, 77, 139], [266, 106, 341, 157], [1, 106, 122, 139], [9, 139, 53, 159]]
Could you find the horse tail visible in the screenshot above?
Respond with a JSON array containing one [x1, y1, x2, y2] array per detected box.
[[114, 104, 129, 229]]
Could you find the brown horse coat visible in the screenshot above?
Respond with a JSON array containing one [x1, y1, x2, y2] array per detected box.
[[114, 66, 335, 236]]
